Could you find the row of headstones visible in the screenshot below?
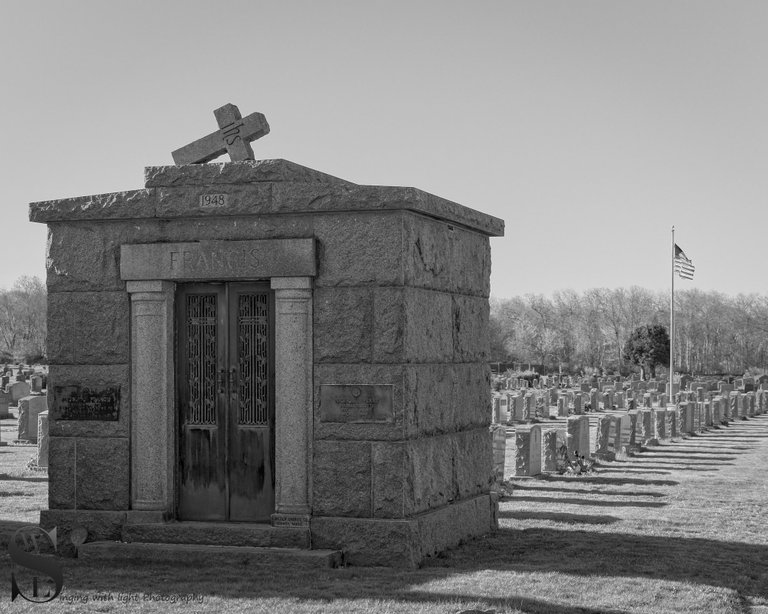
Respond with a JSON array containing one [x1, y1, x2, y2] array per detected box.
[[498, 375, 668, 393], [493, 387, 680, 423], [510, 395, 765, 477], [2, 374, 45, 393], [682, 375, 767, 393]]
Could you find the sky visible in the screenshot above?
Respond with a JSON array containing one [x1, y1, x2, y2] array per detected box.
[[1, 1, 766, 299]]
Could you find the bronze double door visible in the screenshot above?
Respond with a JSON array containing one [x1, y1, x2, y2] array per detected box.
[[176, 282, 275, 522]]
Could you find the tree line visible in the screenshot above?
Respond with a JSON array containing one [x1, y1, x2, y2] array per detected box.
[[0, 276, 46, 362], [490, 287, 768, 376]]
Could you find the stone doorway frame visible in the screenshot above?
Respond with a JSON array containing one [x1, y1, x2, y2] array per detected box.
[[120, 239, 315, 526]]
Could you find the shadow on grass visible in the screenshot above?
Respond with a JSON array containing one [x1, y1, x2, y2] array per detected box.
[[33, 526, 767, 613], [593, 468, 672, 475], [509, 495, 666, 508], [0, 473, 48, 483], [616, 463, 728, 471], [635, 452, 738, 460], [539, 475, 679, 487], [436, 528, 768, 598], [499, 510, 621, 524], [508, 484, 667, 498]]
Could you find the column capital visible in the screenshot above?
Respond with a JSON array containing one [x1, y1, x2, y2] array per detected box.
[[126, 280, 174, 295], [271, 277, 313, 291]]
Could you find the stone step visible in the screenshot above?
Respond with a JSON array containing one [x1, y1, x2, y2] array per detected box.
[[122, 521, 309, 549], [78, 541, 343, 568]]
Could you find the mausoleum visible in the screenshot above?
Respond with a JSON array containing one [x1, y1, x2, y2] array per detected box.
[[30, 105, 504, 567]]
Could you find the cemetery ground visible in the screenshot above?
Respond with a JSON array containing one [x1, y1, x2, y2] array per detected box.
[[1, 412, 768, 613]]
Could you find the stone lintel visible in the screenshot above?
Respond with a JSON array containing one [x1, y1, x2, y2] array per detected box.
[[120, 239, 316, 281]]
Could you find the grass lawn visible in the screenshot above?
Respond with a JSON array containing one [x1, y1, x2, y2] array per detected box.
[[1, 413, 768, 613]]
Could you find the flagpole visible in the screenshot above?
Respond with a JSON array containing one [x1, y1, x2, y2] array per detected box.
[[670, 226, 675, 398]]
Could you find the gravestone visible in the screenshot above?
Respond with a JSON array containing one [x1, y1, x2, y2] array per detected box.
[[637, 409, 654, 445], [557, 396, 567, 417], [37, 411, 49, 468], [515, 425, 542, 476], [566, 416, 590, 461], [679, 402, 694, 434], [17, 395, 47, 443], [0, 390, 10, 419], [31, 108, 505, 567], [595, 415, 613, 460], [666, 406, 678, 439], [652, 409, 667, 441], [490, 424, 506, 480], [542, 429, 559, 472], [510, 393, 523, 421], [9, 381, 30, 405], [615, 414, 632, 459]]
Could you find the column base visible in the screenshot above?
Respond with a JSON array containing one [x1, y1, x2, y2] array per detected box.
[[272, 513, 310, 528]]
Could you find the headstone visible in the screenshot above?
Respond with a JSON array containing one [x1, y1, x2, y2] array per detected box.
[[490, 425, 506, 480], [513, 394, 525, 421], [679, 402, 694, 434], [0, 390, 10, 419], [515, 425, 542, 476], [573, 393, 583, 415], [615, 391, 625, 409], [557, 396, 567, 418], [542, 429, 559, 472], [17, 395, 47, 443], [666, 405, 678, 439], [643, 393, 652, 408], [30, 375, 43, 393], [637, 409, 654, 445], [711, 396, 722, 424], [729, 392, 739, 420], [595, 415, 613, 459], [590, 389, 599, 413], [652, 409, 667, 441], [8, 381, 30, 405], [37, 411, 49, 468], [615, 414, 632, 459], [523, 393, 534, 420], [566, 416, 590, 461], [1, 375, 8, 389]]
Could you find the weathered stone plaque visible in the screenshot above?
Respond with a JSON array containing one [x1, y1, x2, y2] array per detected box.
[[55, 386, 120, 421], [319, 385, 394, 423], [120, 238, 316, 281]]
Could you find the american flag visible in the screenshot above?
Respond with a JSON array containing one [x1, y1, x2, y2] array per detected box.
[[674, 244, 695, 280]]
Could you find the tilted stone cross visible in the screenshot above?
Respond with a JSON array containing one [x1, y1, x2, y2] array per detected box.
[[171, 103, 270, 165]]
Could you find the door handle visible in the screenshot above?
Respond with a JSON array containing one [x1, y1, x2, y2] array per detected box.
[[229, 366, 238, 392], [217, 369, 227, 394]]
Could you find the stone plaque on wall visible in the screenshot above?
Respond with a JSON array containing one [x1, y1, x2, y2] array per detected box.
[[55, 386, 120, 421], [319, 385, 394, 423]]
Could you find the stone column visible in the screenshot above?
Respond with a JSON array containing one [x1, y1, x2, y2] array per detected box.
[[127, 281, 174, 512], [271, 277, 313, 525]]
